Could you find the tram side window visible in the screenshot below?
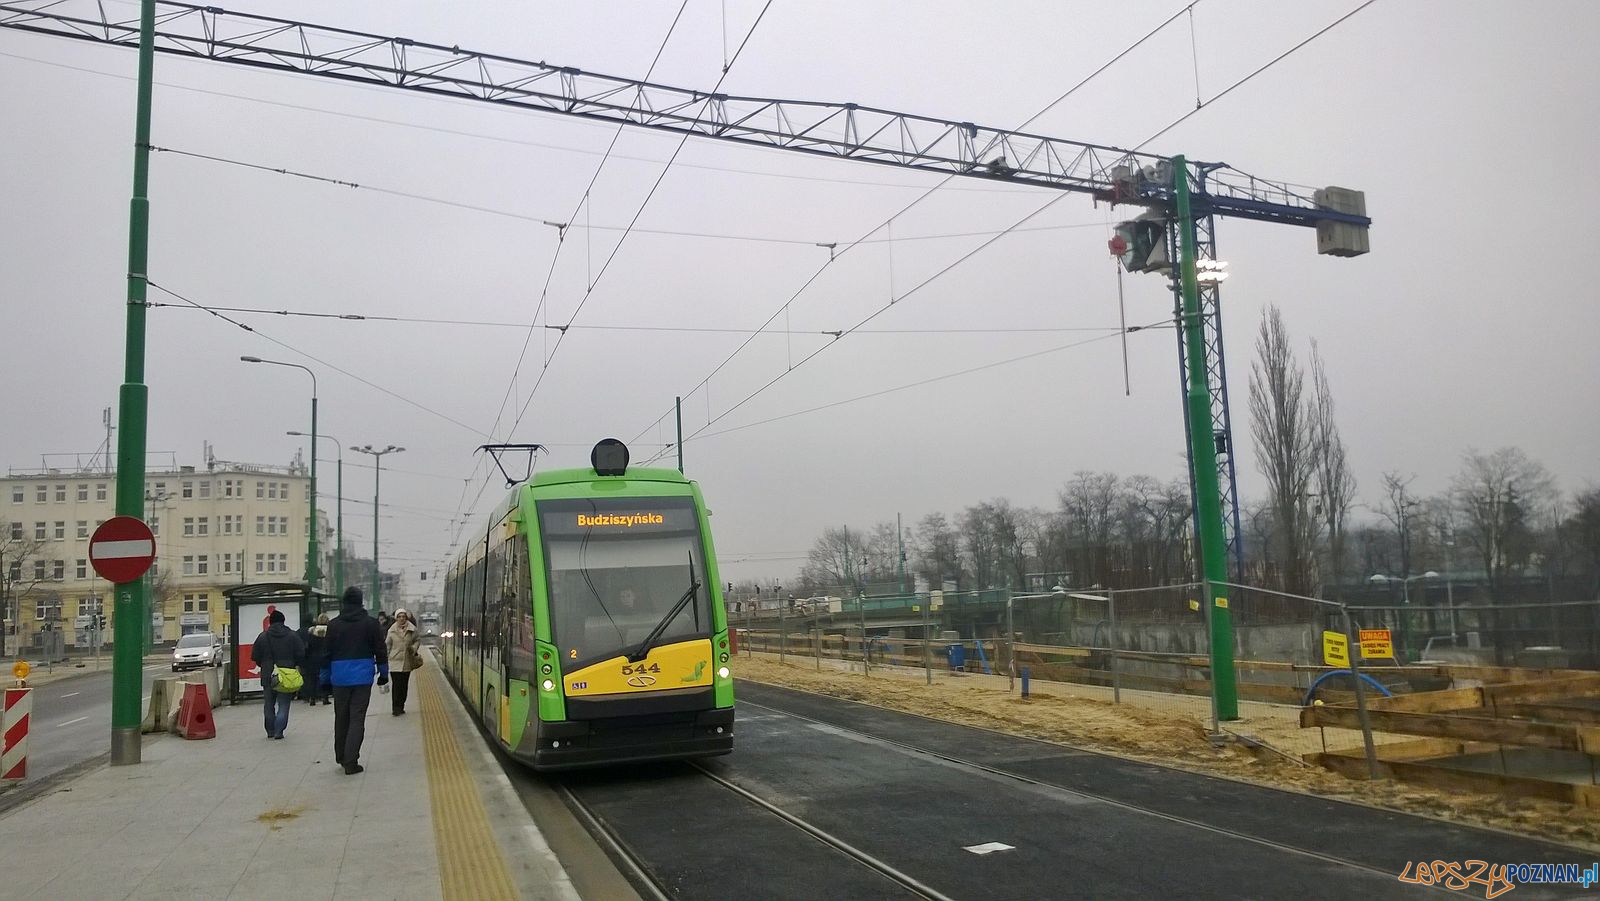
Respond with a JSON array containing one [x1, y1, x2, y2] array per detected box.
[[505, 537, 536, 680], [485, 538, 504, 666]]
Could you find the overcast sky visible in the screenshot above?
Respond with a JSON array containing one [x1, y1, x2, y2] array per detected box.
[[2, 0, 1596, 591]]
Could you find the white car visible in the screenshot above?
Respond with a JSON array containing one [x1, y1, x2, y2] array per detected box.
[[172, 632, 223, 672]]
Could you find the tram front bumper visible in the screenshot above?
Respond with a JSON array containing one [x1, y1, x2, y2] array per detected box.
[[526, 706, 734, 771]]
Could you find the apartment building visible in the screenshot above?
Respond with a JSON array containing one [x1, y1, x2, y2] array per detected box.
[[1, 460, 330, 648]]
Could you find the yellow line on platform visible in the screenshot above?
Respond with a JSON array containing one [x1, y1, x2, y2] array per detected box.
[[419, 666, 519, 901]]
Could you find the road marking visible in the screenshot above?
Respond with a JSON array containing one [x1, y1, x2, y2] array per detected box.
[[54, 716, 89, 728], [143, 665, 162, 671], [60, 692, 80, 698], [963, 842, 1015, 855]]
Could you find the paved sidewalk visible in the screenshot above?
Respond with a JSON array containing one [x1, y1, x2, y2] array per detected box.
[[0, 666, 578, 900]]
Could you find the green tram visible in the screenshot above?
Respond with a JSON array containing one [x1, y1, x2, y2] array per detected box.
[[439, 440, 734, 769]]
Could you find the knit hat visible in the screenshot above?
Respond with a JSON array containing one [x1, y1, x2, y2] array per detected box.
[[341, 586, 365, 610]]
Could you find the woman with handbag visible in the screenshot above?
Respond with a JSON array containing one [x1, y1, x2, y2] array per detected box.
[[385, 609, 424, 716]]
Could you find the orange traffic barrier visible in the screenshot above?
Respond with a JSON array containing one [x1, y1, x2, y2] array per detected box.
[[174, 682, 216, 740]]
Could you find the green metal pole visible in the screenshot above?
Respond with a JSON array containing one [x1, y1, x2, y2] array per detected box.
[[675, 396, 683, 474], [307, 394, 318, 587], [335, 448, 343, 597], [111, 0, 156, 766], [1174, 154, 1239, 722], [372, 457, 381, 613]]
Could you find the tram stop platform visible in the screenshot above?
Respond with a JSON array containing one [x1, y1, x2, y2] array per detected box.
[[0, 664, 612, 901]]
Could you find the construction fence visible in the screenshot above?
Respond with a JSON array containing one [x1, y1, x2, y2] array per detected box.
[[732, 585, 1600, 774]]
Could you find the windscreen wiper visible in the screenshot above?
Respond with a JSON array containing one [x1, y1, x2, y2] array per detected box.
[[629, 553, 700, 662]]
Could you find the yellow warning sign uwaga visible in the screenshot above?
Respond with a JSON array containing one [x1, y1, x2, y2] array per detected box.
[[1359, 629, 1394, 659], [1322, 631, 1349, 667]]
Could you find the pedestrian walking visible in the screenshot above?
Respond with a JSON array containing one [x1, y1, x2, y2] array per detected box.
[[300, 613, 331, 705], [250, 609, 306, 740], [385, 608, 423, 716], [322, 587, 388, 774]]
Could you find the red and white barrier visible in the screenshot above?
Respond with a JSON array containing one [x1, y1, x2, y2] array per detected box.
[[3, 687, 31, 780]]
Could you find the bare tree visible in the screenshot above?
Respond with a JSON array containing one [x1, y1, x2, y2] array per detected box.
[[1566, 487, 1600, 596], [912, 512, 963, 589], [1059, 471, 1120, 587], [1307, 339, 1356, 598], [1247, 306, 1319, 595], [1451, 447, 1557, 601], [0, 528, 49, 656], [800, 526, 871, 592], [1376, 472, 1420, 580]]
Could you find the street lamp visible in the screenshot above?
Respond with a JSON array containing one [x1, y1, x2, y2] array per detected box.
[[351, 444, 403, 613], [1368, 571, 1440, 662], [241, 356, 320, 589], [289, 430, 341, 597]]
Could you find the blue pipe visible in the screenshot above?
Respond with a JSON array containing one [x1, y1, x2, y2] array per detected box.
[[973, 635, 992, 675], [1302, 670, 1393, 706]]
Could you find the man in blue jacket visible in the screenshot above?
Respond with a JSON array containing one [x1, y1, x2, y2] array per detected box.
[[321, 586, 388, 774]]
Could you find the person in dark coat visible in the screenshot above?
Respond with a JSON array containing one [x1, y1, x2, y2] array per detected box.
[[299, 613, 331, 705], [321, 587, 389, 774], [250, 608, 306, 740]]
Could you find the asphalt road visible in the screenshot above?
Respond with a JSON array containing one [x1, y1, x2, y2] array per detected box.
[[555, 681, 1595, 901], [3, 660, 168, 786]]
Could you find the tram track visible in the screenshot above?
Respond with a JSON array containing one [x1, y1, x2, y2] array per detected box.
[[735, 698, 1444, 894], [557, 759, 952, 900]]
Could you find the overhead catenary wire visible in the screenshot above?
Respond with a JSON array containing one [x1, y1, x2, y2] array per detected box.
[[628, 1, 1204, 448], [145, 280, 491, 440]]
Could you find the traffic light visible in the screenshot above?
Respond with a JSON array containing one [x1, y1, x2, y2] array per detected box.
[[1111, 215, 1170, 274]]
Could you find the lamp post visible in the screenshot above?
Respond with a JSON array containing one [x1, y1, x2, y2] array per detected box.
[[351, 445, 403, 613], [289, 430, 341, 597], [1368, 571, 1440, 661], [241, 357, 319, 589]]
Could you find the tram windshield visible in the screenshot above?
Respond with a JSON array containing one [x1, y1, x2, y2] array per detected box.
[[538, 496, 711, 667]]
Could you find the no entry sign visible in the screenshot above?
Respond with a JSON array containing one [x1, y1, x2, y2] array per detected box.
[[89, 516, 157, 584]]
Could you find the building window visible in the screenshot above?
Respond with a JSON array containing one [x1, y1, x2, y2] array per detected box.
[[76, 484, 88, 502], [76, 521, 88, 539], [52, 560, 64, 581], [34, 522, 45, 540], [75, 559, 87, 579], [95, 483, 107, 501], [35, 485, 46, 503], [35, 597, 61, 622], [183, 517, 195, 538], [255, 553, 265, 575], [54, 485, 65, 502], [255, 516, 265, 536], [80, 595, 102, 615], [10, 487, 21, 504], [8, 522, 19, 541], [197, 517, 209, 537], [181, 481, 194, 499], [53, 521, 65, 541], [182, 556, 195, 576], [196, 555, 209, 575], [149, 516, 158, 537], [277, 553, 289, 574], [256, 481, 266, 499], [222, 479, 237, 498], [149, 559, 158, 577], [198, 480, 211, 499], [8, 561, 20, 581], [220, 553, 234, 575]]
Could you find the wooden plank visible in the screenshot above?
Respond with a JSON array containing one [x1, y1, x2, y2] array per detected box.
[[1366, 686, 1485, 714], [1502, 702, 1600, 726], [1310, 752, 1592, 806], [1482, 674, 1600, 706], [1011, 642, 1093, 659], [1302, 705, 1589, 751]]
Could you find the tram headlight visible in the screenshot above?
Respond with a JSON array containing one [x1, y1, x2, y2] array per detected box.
[[541, 663, 553, 675], [719, 652, 729, 663], [717, 666, 729, 679], [541, 679, 554, 692]]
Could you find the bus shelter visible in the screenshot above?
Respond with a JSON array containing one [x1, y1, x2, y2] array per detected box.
[[222, 582, 335, 702]]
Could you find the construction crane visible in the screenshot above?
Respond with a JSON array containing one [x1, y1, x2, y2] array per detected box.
[[0, 1, 1372, 720]]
